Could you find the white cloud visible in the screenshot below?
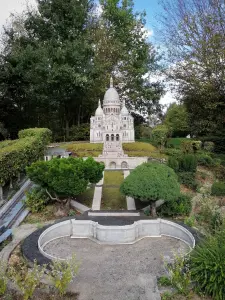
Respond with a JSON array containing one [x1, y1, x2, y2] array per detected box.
[[0, 0, 36, 30]]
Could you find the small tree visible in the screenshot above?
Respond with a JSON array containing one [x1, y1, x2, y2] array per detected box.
[[120, 162, 180, 216], [26, 157, 104, 207], [152, 125, 170, 149]]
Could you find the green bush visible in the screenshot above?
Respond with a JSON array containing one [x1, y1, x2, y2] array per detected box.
[[181, 140, 202, 153], [24, 187, 50, 213], [214, 165, 225, 181], [167, 156, 179, 172], [179, 154, 197, 172], [195, 196, 223, 234], [120, 162, 180, 217], [178, 172, 198, 190], [203, 141, 214, 152], [190, 230, 225, 299], [200, 134, 225, 153], [0, 128, 52, 187], [163, 148, 182, 157], [158, 194, 192, 217], [167, 138, 191, 149], [197, 154, 214, 166], [211, 181, 225, 196], [152, 125, 170, 148]]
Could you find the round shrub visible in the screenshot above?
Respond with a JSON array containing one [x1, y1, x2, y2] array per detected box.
[[190, 230, 225, 299], [24, 187, 50, 213], [120, 162, 180, 217], [211, 181, 225, 196]]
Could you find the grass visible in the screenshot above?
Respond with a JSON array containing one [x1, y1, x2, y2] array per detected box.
[[62, 142, 103, 157], [60, 141, 165, 158], [101, 187, 127, 210], [74, 187, 94, 207], [104, 171, 124, 185]]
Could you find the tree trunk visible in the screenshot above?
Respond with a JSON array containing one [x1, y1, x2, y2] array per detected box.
[[65, 119, 70, 140], [0, 185, 3, 201], [17, 172, 21, 183], [10, 178, 13, 189], [150, 201, 157, 217]]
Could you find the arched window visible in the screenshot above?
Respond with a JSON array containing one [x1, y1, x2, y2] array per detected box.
[[116, 134, 119, 141], [114, 108, 115, 112], [106, 134, 109, 141], [111, 134, 114, 141]]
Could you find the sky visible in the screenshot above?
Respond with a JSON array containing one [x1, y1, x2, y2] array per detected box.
[[0, 0, 176, 107]]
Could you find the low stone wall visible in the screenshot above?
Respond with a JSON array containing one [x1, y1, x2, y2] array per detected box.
[[38, 219, 195, 260], [94, 156, 148, 169]]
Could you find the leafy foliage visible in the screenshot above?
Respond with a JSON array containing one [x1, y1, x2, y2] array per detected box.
[[181, 140, 202, 154], [26, 157, 104, 200], [8, 260, 46, 300], [24, 187, 50, 213], [152, 125, 170, 148], [0, 0, 164, 139], [164, 103, 189, 137], [211, 181, 225, 196], [120, 162, 180, 216], [48, 254, 79, 296], [190, 230, 225, 299], [0, 128, 51, 186], [179, 154, 197, 172], [0, 261, 7, 296], [165, 255, 191, 296], [158, 0, 225, 137], [158, 193, 191, 217], [177, 172, 197, 190], [167, 156, 179, 172], [69, 123, 90, 141]]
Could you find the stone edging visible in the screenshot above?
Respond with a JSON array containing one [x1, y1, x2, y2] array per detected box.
[[38, 218, 195, 260]]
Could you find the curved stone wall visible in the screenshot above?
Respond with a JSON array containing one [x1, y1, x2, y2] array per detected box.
[[38, 219, 195, 260]]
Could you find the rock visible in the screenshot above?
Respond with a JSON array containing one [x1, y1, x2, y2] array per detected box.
[[54, 208, 67, 218]]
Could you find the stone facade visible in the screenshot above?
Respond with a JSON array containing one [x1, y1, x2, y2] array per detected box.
[[90, 78, 135, 143]]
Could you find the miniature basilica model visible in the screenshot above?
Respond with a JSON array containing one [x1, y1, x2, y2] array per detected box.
[[90, 78, 135, 143]]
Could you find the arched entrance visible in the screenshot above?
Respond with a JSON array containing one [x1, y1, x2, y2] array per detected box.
[[109, 161, 116, 169], [121, 161, 128, 169], [116, 134, 119, 141], [106, 134, 109, 141], [111, 134, 114, 141]]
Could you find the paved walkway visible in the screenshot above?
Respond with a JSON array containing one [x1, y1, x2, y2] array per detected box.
[[44, 236, 189, 300], [123, 170, 136, 210], [92, 172, 104, 211]]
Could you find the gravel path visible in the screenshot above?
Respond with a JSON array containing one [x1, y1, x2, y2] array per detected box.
[[44, 237, 189, 300]]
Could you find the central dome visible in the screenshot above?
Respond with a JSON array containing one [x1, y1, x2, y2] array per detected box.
[[103, 77, 120, 106], [103, 87, 120, 104]]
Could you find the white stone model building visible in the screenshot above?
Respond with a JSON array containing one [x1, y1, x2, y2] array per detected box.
[[90, 78, 135, 143]]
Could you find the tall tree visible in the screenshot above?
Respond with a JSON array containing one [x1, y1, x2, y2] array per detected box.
[[158, 0, 225, 136], [91, 0, 164, 116], [0, 0, 95, 138], [164, 103, 189, 137]]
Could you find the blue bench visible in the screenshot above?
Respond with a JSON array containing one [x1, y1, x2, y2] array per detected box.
[[0, 229, 12, 244]]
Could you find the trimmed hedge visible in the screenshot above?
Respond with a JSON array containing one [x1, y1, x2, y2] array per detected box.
[[0, 128, 52, 186], [181, 140, 202, 153]]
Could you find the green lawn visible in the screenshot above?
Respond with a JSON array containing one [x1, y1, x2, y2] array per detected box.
[[60, 141, 165, 158], [101, 187, 127, 210], [104, 170, 124, 185], [101, 170, 127, 210], [74, 187, 94, 207]]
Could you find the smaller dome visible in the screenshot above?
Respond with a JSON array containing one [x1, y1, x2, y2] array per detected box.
[[95, 100, 103, 116], [121, 100, 129, 115]]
